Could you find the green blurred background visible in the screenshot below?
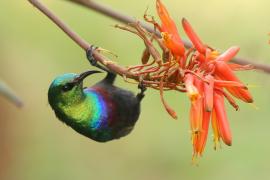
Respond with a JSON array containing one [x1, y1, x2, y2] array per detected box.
[[1, 0, 270, 179]]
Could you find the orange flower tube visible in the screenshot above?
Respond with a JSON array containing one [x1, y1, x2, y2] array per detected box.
[[213, 91, 232, 146], [156, 0, 185, 56], [204, 75, 214, 112], [215, 61, 253, 103], [182, 18, 206, 54], [197, 110, 211, 155], [215, 46, 240, 62]]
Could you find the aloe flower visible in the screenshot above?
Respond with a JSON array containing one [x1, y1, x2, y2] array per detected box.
[[156, 0, 253, 159], [118, 0, 254, 160]]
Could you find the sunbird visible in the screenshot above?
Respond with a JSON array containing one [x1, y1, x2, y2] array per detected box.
[[48, 46, 146, 141], [48, 65, 145, 142], [48, 71, 144, 142]]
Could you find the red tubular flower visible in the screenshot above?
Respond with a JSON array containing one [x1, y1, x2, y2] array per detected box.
[[182, 18, 206, 54], [213, 91, 232, 146], [204, 75, 214, 112], [197, 110, 211, 155], [189, 94, 203, 133], [156, 0, 185, 56], [184, 73, 199, 102], [215, 46, 240, 62], [161, 32, 185, 58], [190, 78, 212, 158], [185, 75, 202, 134], [215, 61, 253, 103]]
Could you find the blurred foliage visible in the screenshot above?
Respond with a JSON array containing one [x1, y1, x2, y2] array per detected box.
[[0, 0, 270, 180]]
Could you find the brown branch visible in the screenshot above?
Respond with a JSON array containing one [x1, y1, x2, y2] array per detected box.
[[28, 0, 137, 79], [231, 57, 270, 74], [65, 0, 270, 74]]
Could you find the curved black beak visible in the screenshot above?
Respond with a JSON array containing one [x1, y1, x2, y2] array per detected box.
[[73, 70, 102, 84]]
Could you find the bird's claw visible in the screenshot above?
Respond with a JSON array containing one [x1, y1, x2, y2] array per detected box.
[[136, 82, 146, 101], [86, 45, 98, 66], [138, 81, 147, 94], [86, 45, 111, 73]]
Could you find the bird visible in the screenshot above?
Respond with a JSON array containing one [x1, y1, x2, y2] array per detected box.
[[48, 69, 146, 142]]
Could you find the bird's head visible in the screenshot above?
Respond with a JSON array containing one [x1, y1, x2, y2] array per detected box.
[[48, 70, 101, 108]]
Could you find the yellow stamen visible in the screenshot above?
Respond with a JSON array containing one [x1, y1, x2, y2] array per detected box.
[[161, 32, 172, 43], [186, 85, 199, 102], [207, 50, 219, 61]]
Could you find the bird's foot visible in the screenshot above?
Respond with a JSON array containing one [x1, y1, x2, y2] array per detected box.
[[138, 82, 147, 93], [86, 45, 98, 66], [137, 81, 147, 101], [86, 45, 111, 73]]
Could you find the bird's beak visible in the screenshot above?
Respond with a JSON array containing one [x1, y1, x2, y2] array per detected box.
[[73, 70, 102, 84]]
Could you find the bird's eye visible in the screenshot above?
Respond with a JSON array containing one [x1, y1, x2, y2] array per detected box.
[[62, 83, 74, 92]]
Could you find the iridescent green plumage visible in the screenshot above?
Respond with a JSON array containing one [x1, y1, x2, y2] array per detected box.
[[48, 71, 144, 142]]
